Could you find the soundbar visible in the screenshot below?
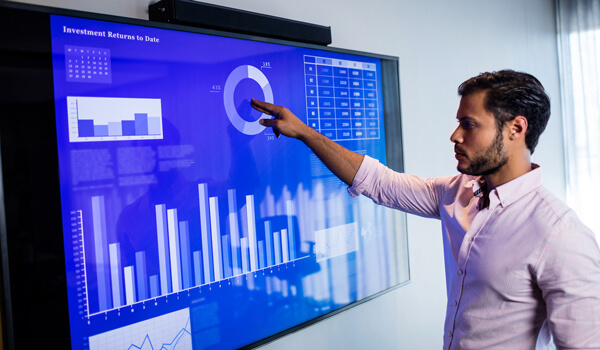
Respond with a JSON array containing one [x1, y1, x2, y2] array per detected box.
[[149, 0, 332, 45]]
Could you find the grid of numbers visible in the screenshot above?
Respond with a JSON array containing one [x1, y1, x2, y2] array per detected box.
[[65, 45, 112, 83], [304, 55, 380, 141]]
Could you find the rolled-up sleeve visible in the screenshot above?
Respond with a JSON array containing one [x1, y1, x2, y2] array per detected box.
[[348, 155, 382, 198], [348, 155, 453, 220]]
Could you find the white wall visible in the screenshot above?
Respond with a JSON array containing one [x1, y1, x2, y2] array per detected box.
[[14, 0, 563, 348]]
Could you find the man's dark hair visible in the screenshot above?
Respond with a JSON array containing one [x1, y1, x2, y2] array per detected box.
[[457, 70, 551, 154]]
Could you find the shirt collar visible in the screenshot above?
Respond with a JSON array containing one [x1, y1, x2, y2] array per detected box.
[[471, 163, 543, 208]]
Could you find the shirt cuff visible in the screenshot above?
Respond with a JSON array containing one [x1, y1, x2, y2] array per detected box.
[[347, 155, 381, 198]]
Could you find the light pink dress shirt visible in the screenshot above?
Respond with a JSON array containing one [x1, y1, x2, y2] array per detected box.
[[348, 155, 600, 349]]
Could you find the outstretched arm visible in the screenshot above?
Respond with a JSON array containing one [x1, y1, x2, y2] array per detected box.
[[251, 99, 364, 186]]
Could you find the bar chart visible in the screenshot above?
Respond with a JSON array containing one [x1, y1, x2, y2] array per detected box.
[[85, 182, 305, 315], [67, 96, 163, 142]]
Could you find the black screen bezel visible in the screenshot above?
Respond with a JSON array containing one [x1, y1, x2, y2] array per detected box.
[[0, 2, 406, 349]]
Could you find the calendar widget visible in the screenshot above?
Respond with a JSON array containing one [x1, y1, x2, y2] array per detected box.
[[65, 45, 111, 83]]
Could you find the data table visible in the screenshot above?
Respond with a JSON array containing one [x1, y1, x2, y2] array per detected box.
[[304, 55, 380, 141]]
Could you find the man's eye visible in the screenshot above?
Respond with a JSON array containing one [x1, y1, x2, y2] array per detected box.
[[461, 121, 475, 129]]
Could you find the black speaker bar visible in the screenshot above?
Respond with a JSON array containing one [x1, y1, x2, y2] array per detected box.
[[149, 0, 332, 46]]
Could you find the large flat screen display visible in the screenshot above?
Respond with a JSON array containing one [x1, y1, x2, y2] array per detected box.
[[0, 3, 408, 349]]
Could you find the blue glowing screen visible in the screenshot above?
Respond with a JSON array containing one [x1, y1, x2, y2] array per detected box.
[[50, 14, 409, 350]]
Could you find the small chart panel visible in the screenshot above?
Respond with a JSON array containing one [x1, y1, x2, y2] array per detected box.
[[315, 222, 359, 262], [89, 308, 192, 350], [67, 96, 163, 142]]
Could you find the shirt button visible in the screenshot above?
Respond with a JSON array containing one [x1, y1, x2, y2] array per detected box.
[[468, 236, 474, 242], [502, 200, 508, 206], [453, 300, 458, 307], [448, 330, 453, 337], [458, 269, 464, 276]]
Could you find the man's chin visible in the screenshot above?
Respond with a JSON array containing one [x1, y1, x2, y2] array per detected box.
[[457, 166, 469, 175], [457, 165, 478, 176], [456, 161, 470, 175]]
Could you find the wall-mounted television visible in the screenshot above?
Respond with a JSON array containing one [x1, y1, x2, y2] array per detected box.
[[0, 2, 409, 349]]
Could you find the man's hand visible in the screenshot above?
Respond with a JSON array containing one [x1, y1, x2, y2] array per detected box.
[[251, 99, 313, 140], [250, 99, 363, 186]]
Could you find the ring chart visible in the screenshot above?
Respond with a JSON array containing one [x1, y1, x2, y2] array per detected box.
[[224, 65, 274, 135]]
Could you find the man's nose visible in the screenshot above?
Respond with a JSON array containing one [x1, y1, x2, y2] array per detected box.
[[450, 126, 462, 144]]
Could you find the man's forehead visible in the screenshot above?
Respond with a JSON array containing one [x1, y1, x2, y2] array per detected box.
[[457, 91, 492, 119]]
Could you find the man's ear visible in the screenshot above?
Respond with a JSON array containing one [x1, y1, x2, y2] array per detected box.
[[508, 116, 528, 140]]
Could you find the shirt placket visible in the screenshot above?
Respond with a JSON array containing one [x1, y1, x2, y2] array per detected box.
[[445, 195, 499, 349]]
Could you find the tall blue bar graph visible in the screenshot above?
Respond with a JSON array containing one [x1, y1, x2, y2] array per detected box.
[[281, 229, 289, 263], [221, 235, 232, 278], [135, 251, 147, 301], [155, 204, 171, 295], [193, 251, 203, 286], [246, 195, 259, 272], [149, 275, 159, 299], [273, 232, 282, 265], [258, 241, 266, 269], [209, 197, 223, 281], [265, 221, 274, 266], [228, 189, 241, 276], [179, 221, 192, 290], [91, 196, 111, 311], [167, 209, 182, 293], [198, 183, 213, 284], [109, 243, 123, 308], [286, 200, 296, 260], [124, 266, 136, 305], [241, 237, 249, 274]]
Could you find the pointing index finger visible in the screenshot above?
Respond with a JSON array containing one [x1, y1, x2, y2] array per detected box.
[[251, 98, 275, 116], [251, 99, 281, 138]]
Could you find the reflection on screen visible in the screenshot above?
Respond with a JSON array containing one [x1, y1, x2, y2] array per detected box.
[[51, 14, 409, 350]]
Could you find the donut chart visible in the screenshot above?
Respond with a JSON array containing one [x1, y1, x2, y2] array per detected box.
[[224, 65, 274, 135]]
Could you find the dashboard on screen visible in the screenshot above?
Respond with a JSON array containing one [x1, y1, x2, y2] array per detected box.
[[0, 3, 409, 349]]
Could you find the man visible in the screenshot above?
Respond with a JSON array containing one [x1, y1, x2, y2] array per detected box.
[[251, 70, 600, 349]]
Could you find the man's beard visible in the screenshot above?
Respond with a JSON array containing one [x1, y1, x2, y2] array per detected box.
[[457, 129, 509, 176]]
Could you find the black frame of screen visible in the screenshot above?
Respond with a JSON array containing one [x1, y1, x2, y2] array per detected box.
[[0, 2, 407, 349]]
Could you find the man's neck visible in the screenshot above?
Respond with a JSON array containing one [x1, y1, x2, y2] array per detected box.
[[484, 156, 532, 190]]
